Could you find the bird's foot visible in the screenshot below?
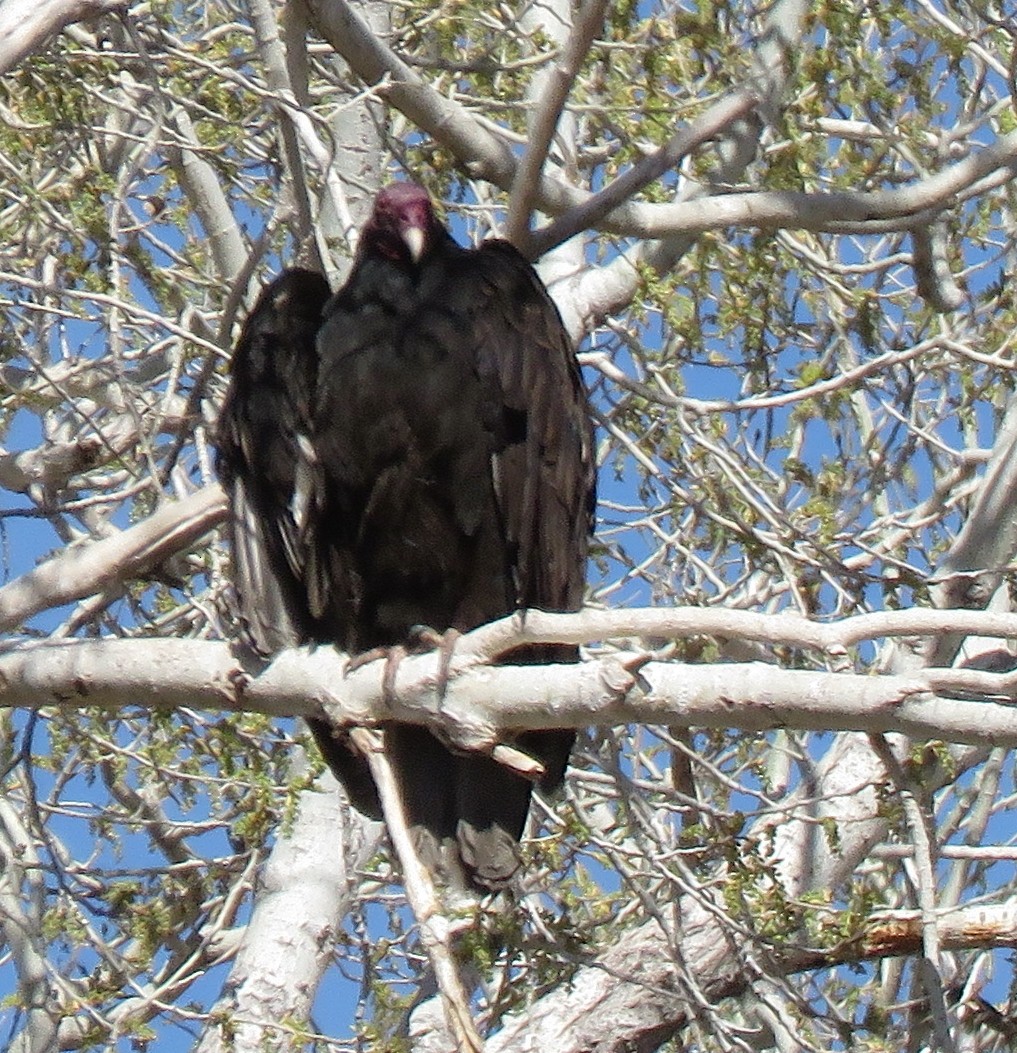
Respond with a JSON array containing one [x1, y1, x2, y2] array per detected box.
[[343, 628, 461, 711], [405, 624, 445, 651], [344, 645, 408, 707], [227, 665, 253, 699]]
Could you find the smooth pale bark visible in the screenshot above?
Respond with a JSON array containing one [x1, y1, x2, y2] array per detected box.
[[0, 0, 127, 77], [3, 633, 1017, 748], [0, 486, 226, 633], [193, 767, 382, 1053]]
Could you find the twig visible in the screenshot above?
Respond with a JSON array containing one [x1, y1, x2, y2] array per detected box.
[[491, 742, 545, 781], [348, 728, 485, 1053], [505, 0, 608, 246], [524, 88, 760, 259], [868, 735, 957, 1053]]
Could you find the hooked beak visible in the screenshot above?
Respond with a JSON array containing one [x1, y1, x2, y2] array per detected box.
[[402, 224, 426, 264]]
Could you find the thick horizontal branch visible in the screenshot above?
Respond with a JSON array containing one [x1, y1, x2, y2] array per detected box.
[[3, 633, 1017, 751]]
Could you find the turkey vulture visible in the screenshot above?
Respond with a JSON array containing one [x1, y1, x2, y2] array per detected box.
[[217, 182, 595, 889]]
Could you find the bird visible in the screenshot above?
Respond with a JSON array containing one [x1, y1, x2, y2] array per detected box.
[[216, 182, 595, 890]]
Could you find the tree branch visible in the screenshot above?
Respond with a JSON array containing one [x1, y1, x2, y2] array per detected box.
[[505, 0, 607, 247], [869, 734, 957, 1052], [165, 108, 247, 284], [0, 798, 60, 1053], [193, 764, 382, 1053], [0, 485, 226, 633], [0, 437, 105, 493], [480, 898, 1017, 1053], [303, 0, 518, 186], [307, 0, 1017, 249], [4, 620, 1017, 749], [523, 88, 761, 259], [349, 728, 484, 1053], [0, 0, 127, 77]]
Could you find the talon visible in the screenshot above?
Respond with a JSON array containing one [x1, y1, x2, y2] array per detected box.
[[344, 646, 390, 678], [393, 627, 462, 702], [344, 630, 460, 710]]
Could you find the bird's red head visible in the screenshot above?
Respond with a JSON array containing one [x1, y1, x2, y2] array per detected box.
[[361, 182, 438, 266]]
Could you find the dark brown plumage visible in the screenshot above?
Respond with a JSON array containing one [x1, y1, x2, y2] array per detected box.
[[217, 183, 595, 889]]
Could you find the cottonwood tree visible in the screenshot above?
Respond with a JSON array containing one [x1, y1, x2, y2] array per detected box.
[[2, 1, 1017, 1050]]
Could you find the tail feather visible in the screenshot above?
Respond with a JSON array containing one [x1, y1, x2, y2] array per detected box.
[[383, 724, 573, 891]]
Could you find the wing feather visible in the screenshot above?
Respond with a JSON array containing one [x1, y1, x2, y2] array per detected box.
[[461, 240, 595, 616], [438, 238, 595, 813], [215, 269, 330, 653]]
